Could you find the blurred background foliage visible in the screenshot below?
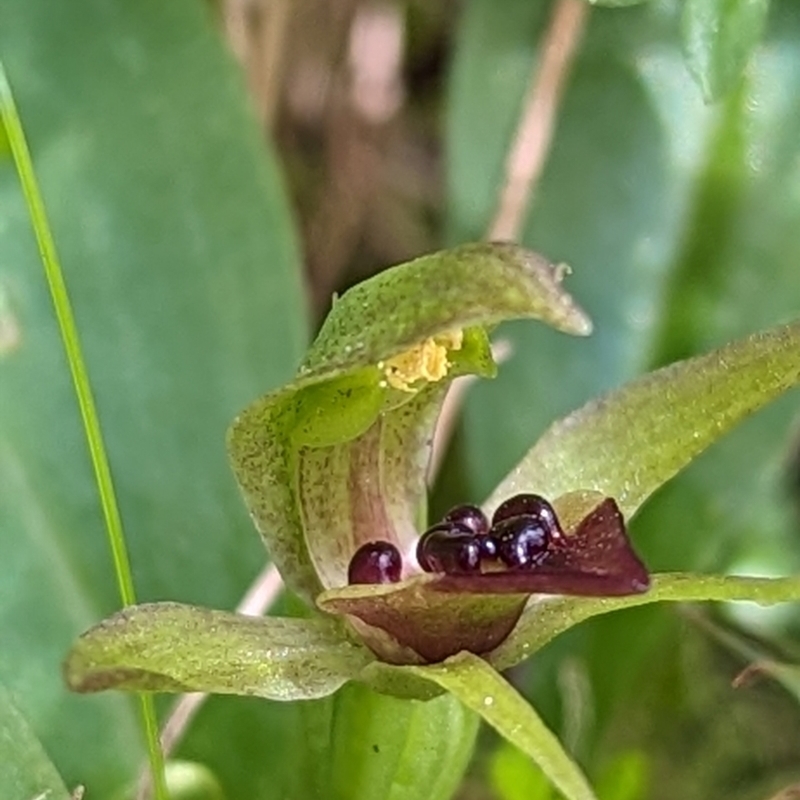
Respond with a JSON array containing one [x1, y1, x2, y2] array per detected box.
[[1, 0, 799, 798]]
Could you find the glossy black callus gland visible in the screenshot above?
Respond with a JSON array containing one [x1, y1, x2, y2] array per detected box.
[[494, 515, 551, 569], [492, 493, 563, 540], [443, 503, 489, 535], [443, 503, 497, 559], [348, 541, 403, 585], [417, 522, 482, 574]]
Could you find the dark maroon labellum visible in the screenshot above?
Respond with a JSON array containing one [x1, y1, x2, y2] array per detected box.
[[417, 523, 482, 574], [443, 503, 489, 536], [492, 493, 563, 539], [348, 541, 403, 585], [495, 516, 550, 569]]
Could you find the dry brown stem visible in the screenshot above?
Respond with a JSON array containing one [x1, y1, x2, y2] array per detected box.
[[432, 0, 588, 483], [488, 0, 588, 242]]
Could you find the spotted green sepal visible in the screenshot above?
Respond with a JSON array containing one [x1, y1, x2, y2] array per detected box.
[[490, 571, 800, 671], [488, 320, 800, 523], [63, 603, 375, 701], [409, 652, 598, 800], [228, 243, 591, 603], [301, 242, 591, 376]]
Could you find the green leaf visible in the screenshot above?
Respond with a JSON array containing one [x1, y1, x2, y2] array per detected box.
[[229, 243, 591, 602], [0, 0, 306, 794], [0, 683, 71, 800], [487, 320, 800, 522], [64, 603, 374, 701], [681, 0, 770, 102], [490, 572, 800, 669], [410, 652, 598, 800]]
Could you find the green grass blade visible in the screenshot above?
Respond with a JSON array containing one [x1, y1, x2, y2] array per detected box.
[[0, 59, 168, 800]]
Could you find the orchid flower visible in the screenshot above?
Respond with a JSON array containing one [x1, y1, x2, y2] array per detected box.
[[64, 243, 800, 800]]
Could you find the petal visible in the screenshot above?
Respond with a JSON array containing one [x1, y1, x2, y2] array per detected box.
[[63, 603, 374, 701], [489, 572, 800, 670], [408, 652, 598, 800], [488, 320, 800, 522], [228, 244, 591, 602], [318, 497, 648, 664]]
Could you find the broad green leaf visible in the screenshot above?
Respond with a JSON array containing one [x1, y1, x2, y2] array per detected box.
[[490, 572, 800, 670], [681, 0, 770, 102], [64, 603, 374, 701], [0, 117, 8, 157], [229, 243, 591, 603], [487, 320, 800, 520], [640, 0, 800, 571], [589, 2, 800, 750], [411, 652, 598, 800], [0, 683, 71, 800], [0, 0, 306, 794], [599, 1, 800, 742]]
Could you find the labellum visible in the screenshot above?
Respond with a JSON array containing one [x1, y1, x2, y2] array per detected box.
[[324, 491, 648, 664]]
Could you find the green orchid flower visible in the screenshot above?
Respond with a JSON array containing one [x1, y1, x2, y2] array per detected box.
[[63, 243, 800, 800]]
